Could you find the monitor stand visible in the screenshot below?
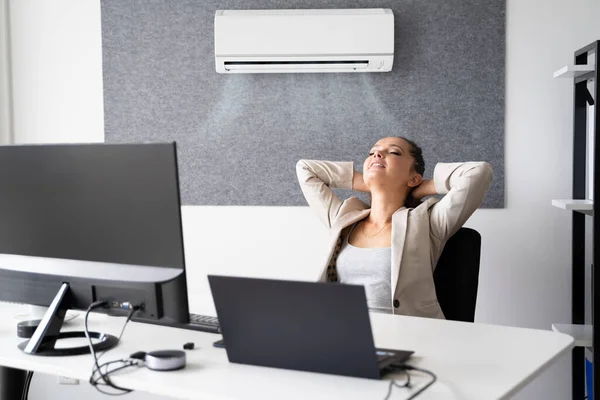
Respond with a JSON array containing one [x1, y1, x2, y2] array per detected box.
[[17, 283, 118, 356]]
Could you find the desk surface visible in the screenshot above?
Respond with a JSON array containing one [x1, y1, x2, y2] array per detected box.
[[0, 302, 573, 400]]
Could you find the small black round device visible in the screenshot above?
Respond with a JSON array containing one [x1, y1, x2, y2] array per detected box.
[[17, 320, 41, 339], [145, 350, 186, 371]]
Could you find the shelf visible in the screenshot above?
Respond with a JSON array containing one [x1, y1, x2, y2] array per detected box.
[[552, 199, 594, 214], [552, 324, 593, 347], [561, 40, 598, 400], [553, 65, 595, 78]]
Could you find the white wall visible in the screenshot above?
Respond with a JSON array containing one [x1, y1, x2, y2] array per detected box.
[[6, 0, 600, 399], [8, 0, 104, 144], [0, 0, 12, 145]]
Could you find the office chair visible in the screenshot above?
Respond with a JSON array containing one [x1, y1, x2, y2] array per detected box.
[[433, 228, 482, 323]]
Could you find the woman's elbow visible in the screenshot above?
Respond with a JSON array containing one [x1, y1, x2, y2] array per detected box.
[[472, 162, 493, 189], [296, 159, 319, 184], [296, 159, 308, 175]]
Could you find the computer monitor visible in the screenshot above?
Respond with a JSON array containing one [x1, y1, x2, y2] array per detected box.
[[0, 142, 190, 356]]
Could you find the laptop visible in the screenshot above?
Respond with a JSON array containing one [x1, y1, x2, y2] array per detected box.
[[207, 275, 414, 379]]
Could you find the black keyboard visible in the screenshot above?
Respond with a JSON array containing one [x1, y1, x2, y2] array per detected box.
[[187, 313, 221, 334]]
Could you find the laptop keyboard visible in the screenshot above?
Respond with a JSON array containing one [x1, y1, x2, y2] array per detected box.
[[376, 350, 396, 362]]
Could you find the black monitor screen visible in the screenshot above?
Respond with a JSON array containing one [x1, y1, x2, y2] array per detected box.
[[0, 143, 185, 269]]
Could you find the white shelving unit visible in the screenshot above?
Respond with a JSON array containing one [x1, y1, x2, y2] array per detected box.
[[552, 199, 594, 213], [552, 324, 593, 347], [553, 65, 595, 78]]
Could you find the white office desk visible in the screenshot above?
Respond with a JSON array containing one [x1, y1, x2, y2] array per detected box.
[[0, 302, 573, 400]]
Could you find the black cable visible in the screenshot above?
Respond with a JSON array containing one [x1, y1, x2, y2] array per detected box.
[[91, 359, 127, 384], [20, 371, 33, 400], [384, 372, 411, 400], [97, 361, 138, 384], [404, 365, 437, 400], [85, 301, 139, 395], [91, 359, 136, 384], [91, 319, 134, 393], [92, 305, 141, 394], [91, 359, 140, 396], [25, 371, 33, 399], [91, 383, 133, 397], [384, 365, 436, 400], [84, 301, 122, 391], [95, 307, 137, 365], [84, 301, 108, 379]]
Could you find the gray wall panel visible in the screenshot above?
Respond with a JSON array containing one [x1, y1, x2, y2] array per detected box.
[[101, 0, 505, 207]]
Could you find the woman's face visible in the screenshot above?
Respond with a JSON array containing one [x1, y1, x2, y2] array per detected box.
[[362, 137, 421, 192]]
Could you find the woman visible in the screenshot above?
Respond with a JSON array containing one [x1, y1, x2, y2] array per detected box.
[[296, 137, 492, 319]]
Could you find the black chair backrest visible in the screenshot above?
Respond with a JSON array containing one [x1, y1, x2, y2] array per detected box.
[[433, 228, 482, 322]]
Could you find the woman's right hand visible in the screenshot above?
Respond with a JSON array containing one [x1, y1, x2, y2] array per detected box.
[[411, 179, 436, 200], [352, 171, 370, 193]]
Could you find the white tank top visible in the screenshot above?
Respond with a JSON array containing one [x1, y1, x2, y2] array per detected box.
[[335, 223, 393, 314]]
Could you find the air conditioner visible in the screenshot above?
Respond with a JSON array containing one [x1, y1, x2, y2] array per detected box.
[[214, 9, 394, 74]]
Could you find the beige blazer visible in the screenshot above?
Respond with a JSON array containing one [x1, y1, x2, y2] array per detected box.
[[296, 160, 492, 319]]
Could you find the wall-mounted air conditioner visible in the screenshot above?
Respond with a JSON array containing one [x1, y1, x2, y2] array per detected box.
[[214, 9, 394, 74]]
